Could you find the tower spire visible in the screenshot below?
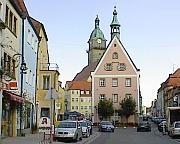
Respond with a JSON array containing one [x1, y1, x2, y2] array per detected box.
[[95, 15, 100, 28], [110, 6, 120, 40]]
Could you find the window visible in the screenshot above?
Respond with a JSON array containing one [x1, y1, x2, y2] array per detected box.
[[114, 44, 117, 47], [84, 106, 87, 110], [77, 91, 79, 94], [5, 6, 9, 25], [89, 98, 91, 102], [125, 78, 131, 87], [112, 78, 118, 87], [104, 63, 112, 71], [112, 94, 118, 103], [76, 106, 78, 110], [7, 55, 11, 75], [125, 93, 132, 99], [86, 91, 89, 94], [43, 75, 50, 90], [81, 106, 83, 110], [41, 108, 50, 118], [31, 34, 34, 48], [76, 98, 78, 102], [81, 98, 84, 102], [9, 11, 13, 30], [72, 106, 74, 110], [112, 52, 118, 59], [117, 63, 126, 71], [99, 94, 105, 100], [27, 29, 31, 44], [99, 78, 106, 87], [72, 98, 74, 102], [72, 90, 74, 94], [89, 106, 91, 110], [81, 91, 84, 94], [12, 59, 15, 78], [13, 17, 17, 35]]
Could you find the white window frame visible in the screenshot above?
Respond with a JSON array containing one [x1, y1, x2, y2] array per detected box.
[[100, 94, 105, 100], [99, 78, 106, 87], [125, 78, 131, 87], [112, 78, 118, 87], [112, 94, 118, 103]]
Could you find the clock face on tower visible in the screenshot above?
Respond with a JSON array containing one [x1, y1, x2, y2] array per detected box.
[[97, 38, 101, 44]]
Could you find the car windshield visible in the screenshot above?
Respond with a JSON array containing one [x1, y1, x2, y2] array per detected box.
[[175, 123, 180, 128], [57, 122, 76, 128], [101, 122, 112, 125]]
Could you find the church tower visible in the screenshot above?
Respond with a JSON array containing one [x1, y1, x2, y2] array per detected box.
[[87, 15, 106, 65], [110, 6, 121, 40]]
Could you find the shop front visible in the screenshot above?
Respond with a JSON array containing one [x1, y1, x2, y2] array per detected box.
[[1, 90, 24, 138]]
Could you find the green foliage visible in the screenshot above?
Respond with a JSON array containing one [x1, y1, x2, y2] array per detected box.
[[98, 99, 114, 119], [120, 96, 136, 119]]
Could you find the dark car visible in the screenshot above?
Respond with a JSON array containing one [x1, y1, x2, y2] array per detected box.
[[137, 121, 151, 132], [85, 120, 93, 135], [158, 121, 167, 132], [98, 121, 115, 132]]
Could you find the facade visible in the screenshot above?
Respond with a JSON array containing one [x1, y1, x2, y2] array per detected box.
[[0, 0, 23, 138], [65, 81, 92, 119], [22, 16, 39, 134], [72, 7, 141, 124]]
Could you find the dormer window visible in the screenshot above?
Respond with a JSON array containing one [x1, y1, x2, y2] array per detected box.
[[104, 63, 112, 71], [112, 52, 118, 59], [117, 63, 126, 71]]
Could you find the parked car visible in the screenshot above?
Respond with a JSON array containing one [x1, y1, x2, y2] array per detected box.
[[98, 121, 114, 132], [137, 121, 151, 132], [169, 121, 180, 138], [158, 121, 167, 132], [54, 120, 82, 142], [79, 120, 90, 138], [85, 120, 93, 135]]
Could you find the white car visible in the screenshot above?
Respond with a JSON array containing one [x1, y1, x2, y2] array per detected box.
[[79, 120, 90, 138], [54, 120, 82, 142], [169, 121, 180, 138]]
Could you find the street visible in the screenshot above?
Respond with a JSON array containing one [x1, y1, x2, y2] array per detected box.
[[2, 123, 180, 144], [88, 124, 180, 144]]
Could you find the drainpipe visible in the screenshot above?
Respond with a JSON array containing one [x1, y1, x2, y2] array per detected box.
[[19, 14, 26, 136]]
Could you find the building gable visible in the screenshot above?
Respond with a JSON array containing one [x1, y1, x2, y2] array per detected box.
[[94, 36, 139, 76]]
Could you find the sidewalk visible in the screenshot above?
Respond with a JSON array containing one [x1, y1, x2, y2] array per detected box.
[[0, 133, 44, 144]]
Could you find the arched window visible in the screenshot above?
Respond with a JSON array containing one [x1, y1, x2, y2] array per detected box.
[[112, 52, 118, 59]]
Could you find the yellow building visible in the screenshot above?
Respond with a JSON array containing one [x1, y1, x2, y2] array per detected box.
[[65, 81, 92, 120], [30, 18, 65, 127]]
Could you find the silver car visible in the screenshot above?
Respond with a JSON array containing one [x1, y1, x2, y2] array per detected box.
[[54, 120, 83, 142], [169, 121, 180, 138]]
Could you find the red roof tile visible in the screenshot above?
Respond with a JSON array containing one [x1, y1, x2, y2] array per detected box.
[[165, 68, 180, 87], [73, 61, 99, 81], [67, 81, 91, 91], [13, 0, 29, 15]]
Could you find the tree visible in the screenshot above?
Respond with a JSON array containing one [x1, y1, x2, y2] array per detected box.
[[98, 99, 114, 120], [120, 96, 136, 123]]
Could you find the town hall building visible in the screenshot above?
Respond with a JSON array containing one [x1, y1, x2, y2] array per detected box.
[[68, 7, 141, 124]]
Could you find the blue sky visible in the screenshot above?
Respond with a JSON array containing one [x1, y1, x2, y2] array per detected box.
[[24, 0, 180, 107]]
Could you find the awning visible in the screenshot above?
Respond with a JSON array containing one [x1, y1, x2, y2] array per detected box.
[[3, 90, 24, 103]]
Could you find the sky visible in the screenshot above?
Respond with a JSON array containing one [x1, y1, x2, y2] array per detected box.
[[24, 0, 180, 107]]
